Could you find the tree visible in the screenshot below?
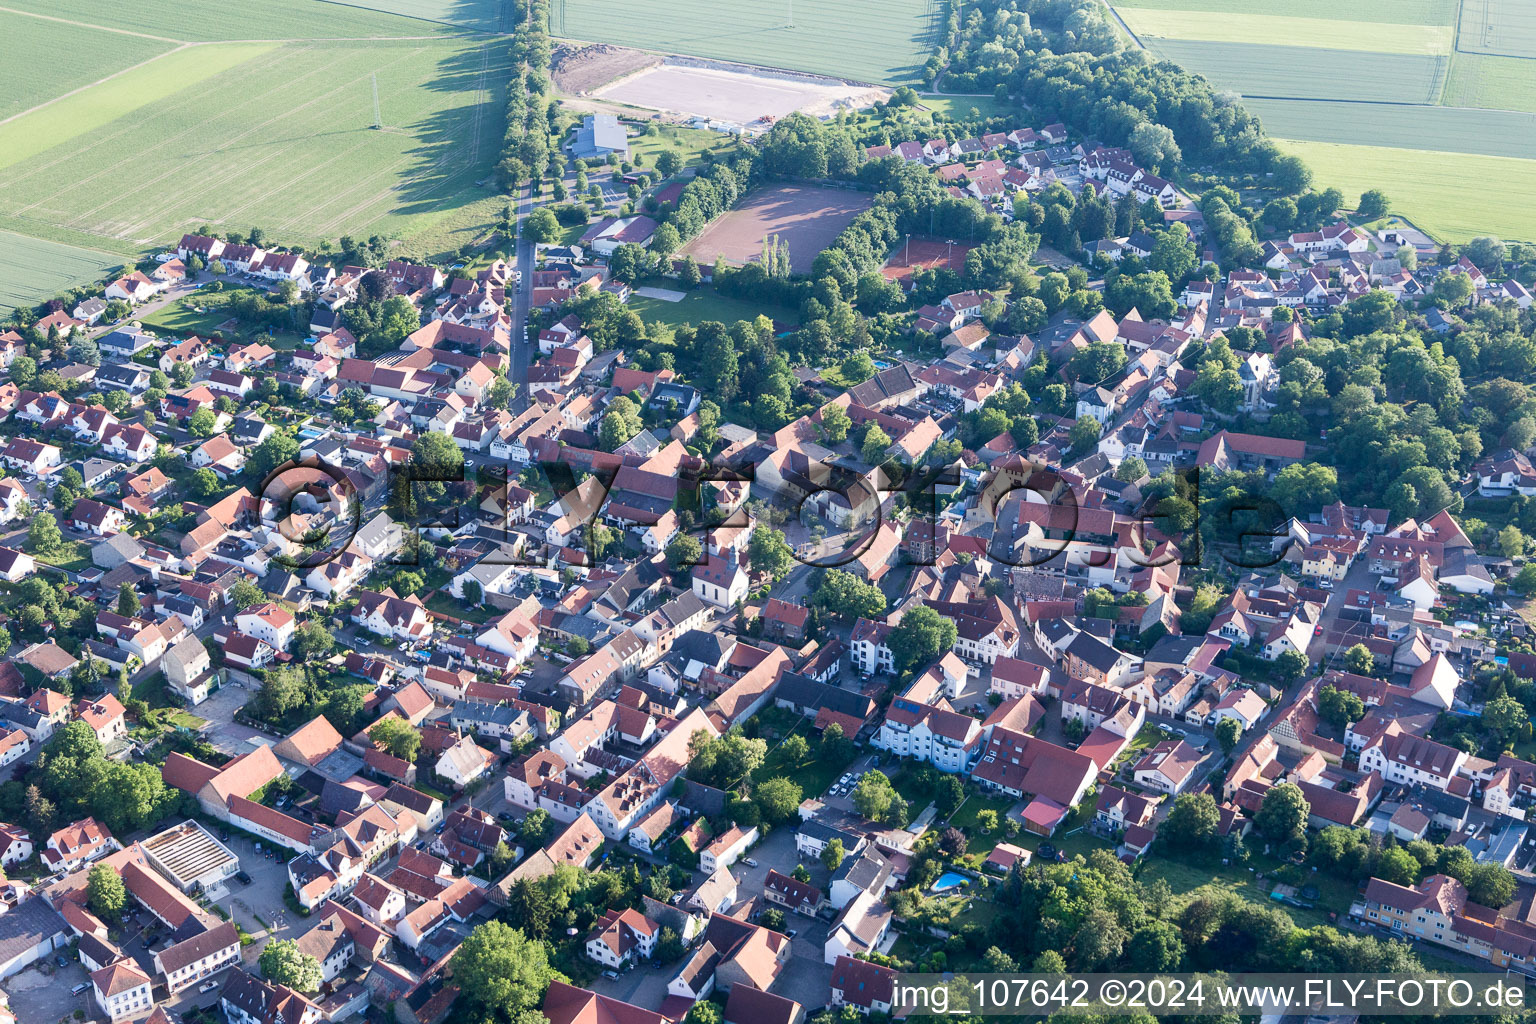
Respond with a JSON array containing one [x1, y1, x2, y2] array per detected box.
[[1273, 648, 1309, 683], [1317, 685, 1366, 728], [1163, 793, 1220, 850], [1483, 695, 1529, 746], [852, 770, 901, 824], [1464, 862, 1517, 908], [229, 579, 264, 610], [665, 534, 702, 572], [115, 582, 140, 618], [1356, 189, 1390, 221], [1499, 524, 1527, 559], [293, 621, 334, 660], [27, 512, 63, 557], [780, 734, 809, 763], [1069, 416, 1101, 456], [679, 256, 702, 289], [188, 406, 217, 438], [452, 922, 564, 1020], [860, 424, 892, 464], [1127, 920, 1185, 972], [938, 826, 968, 858], [821, 837, 846, 871], [1115, 457, 1148, 483], [821, 403, 850, 442], [87, 862, 126, 920], [936, 774, 964, 817], [524, 207, 560, 243], [1465, 236, 1507, 273], [1215, 716, 1242, 755], [519, 809, 553, 848], [1513, 564, 1536, 597], [754, 777, 802, 824], [747, 527, 794, 581], [1343, 643, 1375, 676], [260, 939, 323, 993], [886, 605, 958, 673], [1254, 783, 1310, 847], [687, 1002, 723, 1024], [655, 149, 683, 178], [256, 666, 307, 722], [249, 432, 300, 480], [810, 570, 885, 621], [1128, 122, 1181, 173], [370, 716, 422, 762]]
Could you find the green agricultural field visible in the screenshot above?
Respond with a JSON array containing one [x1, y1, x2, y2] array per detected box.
[[0, 230, 123, 313], [319, 0, 508, 31], [1459, 0, 1536, 58], [0, 0, 462, 41], [1116, 8, 1452, 54], [0, 12, 174, 122], [1142, 39, 1446, 104], [0, 38, 510, 251], [1276, 138, 1536, 243], [0, 43, 277, 172], [1246, 98, 1536, 160], [1109, 0, 1457, 23], [550, 0, 943, 84], [1443, 52, 1536, 113]]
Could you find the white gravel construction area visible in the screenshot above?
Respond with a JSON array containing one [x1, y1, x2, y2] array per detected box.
[[595, 61, 888, 123]]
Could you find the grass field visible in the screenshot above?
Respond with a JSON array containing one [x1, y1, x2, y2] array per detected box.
[[1459, 0, 1536, 58], [1246, 98, 1536, 160], [1443, 51, 1536, 113], [1142, 39, 1446, 104], [0, 230, 124, 312], [0, 0, 463, 40], [550, 0, 944, 84], [0, 38, 509, 250], [920, 94, 1016, 121], [626, 281, 797, 329], [0, 12, 175, 122], [1109, 0, 1457, 21], [1117, 9, 1451, 54], [1275, 138, 1536, 242]]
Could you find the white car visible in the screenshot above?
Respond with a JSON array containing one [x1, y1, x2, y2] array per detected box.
[[199, 980, 220, 993]]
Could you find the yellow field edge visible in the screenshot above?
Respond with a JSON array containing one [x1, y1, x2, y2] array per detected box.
[[1114, 8, 1454, 55]]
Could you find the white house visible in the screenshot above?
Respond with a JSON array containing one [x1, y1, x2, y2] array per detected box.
[[234, 603, 296, 652]]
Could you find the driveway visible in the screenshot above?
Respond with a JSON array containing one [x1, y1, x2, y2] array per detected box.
[[209, 830, 301, 950], [3, 963, 92, 1023]]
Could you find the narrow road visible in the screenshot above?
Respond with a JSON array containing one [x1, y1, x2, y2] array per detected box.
[[510, 181, 535, 412]]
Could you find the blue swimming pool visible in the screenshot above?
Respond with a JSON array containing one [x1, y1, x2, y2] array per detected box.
[[931, 871, 969, 893]]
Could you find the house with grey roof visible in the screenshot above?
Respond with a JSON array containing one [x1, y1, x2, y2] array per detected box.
[[571, 114, 629, 160]]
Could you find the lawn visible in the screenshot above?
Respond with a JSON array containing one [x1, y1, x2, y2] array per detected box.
[[752, 721, 856, 798], [626, 282, 797, 330], [629, 125, 743, 172], [0, 230, 124, 313], [34, 541, 91, 573], [1115, 8, 1452, 54], [1274, 138, 1536, 242], [550, 0, 945, 85], [1138, 852, 1356, 931], [919, 94, 1017, 122], [0, 11, 175, 122], [0, 37, 509, 280], [136, 285, 270, 337], [0, 0, 462, 41], [424, 590, 497, 624], [1108, 0, 1458, 23]]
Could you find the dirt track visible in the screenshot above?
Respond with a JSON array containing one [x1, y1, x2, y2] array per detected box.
[[552, 44, 661, 95]]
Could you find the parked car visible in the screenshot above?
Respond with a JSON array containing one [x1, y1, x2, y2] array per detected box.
[[56, 955, 70, 968], [743, 858, 759, 868], [71, 983, 91, 996], [235, 871, 252, 885], [199, 979, 220, 993]]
